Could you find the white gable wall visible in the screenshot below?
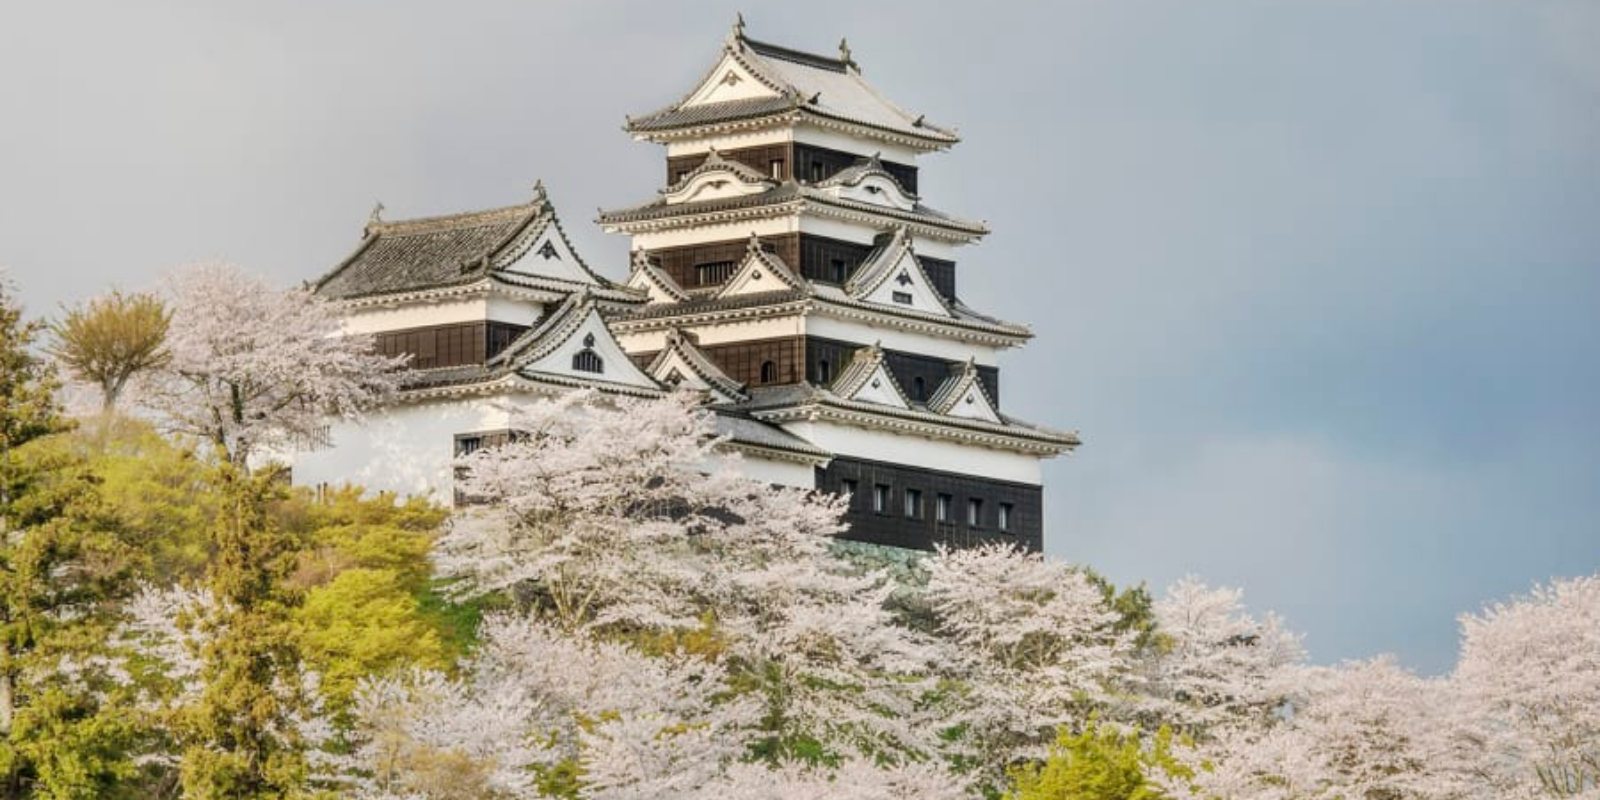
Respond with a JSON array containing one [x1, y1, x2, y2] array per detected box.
[[497, 226, 602, 285], [684, 55, 783, 106], [522, 308, 660, 390]]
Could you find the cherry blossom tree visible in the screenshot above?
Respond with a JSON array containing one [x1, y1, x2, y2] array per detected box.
[[1453, 574, 1600, 799], [1147, 576, 1304, 733], [920, 543, 1136, 782], [148, 261, 406, 469]]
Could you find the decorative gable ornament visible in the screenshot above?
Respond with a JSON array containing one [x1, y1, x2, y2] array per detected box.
[[829, 342, 912, 410], [645, 328, 747, 404], [844, 227, 955, 317], [927, 358, 1002, 423], [716, 233, 808, 299]]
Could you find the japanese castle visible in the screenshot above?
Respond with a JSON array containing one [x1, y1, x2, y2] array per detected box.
[[292, 19, 1079, 552]]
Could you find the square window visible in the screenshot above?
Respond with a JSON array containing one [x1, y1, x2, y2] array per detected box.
[[892, 291, 913, 304], [967, 498, 984, 527], [904, 488, 922, 519], [936, 493, 953, 522], [999, 502, 1014, 531], [831, 258, 848, 283], [874, 484, 890, 514], [770, 159, 784, 179], [841, 479, 857, 503]]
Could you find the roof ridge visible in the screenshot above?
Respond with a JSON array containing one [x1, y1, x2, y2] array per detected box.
[[367, 201, 537, 236]]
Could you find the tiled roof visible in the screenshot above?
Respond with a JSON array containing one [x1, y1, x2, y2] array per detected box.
[[598, 181, 986, 235], [812, 152, 918, 199], [711, 411, 830, 457], [315, 203, 536, 301], [315, 185, 624, 303], [734, 384, 1079, 451], [626, 26, 958, 146], [648, 330, 748, 402]]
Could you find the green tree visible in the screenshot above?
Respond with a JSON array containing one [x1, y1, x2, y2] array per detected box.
[[1005, 720, 1194, 800], [49, 290, 170, 413], [0, 286, 145, 797]]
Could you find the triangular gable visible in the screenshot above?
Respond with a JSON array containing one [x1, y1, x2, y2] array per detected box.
[[646, 330, 746, 404], [830, 343, 912, 410], [814, 154, 918, 211], [682, 50, 786, 107], [625, 251, 690, 305], [491, 184, 609, 286], [501, 293, 659, 391], [928, 359, 1001, 423], [717, 235, 808, 298], [844, 228, 954, 317]]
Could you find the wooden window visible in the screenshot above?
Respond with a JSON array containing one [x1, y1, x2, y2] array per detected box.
[[810, 161, 825, 182], [967, 497, 984, 527], [831, 258, 847, 283], [936, 493, 953, 522], [770, 159, 784, 179], [841, 479, 857, 503], [760, 360, 777, 383], [873, 484, 889, 514], [904, 488, 922, 519], [999, 502, 1014, 532], [892, 291, 913, 305], [816, 359, 831, 384], [912, 376, 926, 402], [696, 260, 736, 286], [572, 349, 604, 374]]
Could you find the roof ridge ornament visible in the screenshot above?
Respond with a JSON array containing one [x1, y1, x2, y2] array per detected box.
[[368, 201, 385, 226], [839, 38, 854, 70], [532, 179, 547, 203], [727, 13, 746, 47]]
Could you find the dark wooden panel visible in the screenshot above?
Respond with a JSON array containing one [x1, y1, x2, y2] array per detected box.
[[799, 234, 874, 285], [803, 337, 858, 386], [817, 456, 1043, 552], [700, 336, 805, 386], [375, 321, 528, 370], [668, 143, 794, 184], [918, 255, 957, 302], [793, 142, 918, 193], [646, 234, 801, 290]]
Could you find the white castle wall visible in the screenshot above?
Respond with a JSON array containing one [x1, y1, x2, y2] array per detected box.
[[779, 419, 1043, 485]]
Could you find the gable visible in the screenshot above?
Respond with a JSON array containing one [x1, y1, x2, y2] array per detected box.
[[839, 360, 911, 409], [519, 306, 659, 390], [717, 246, 805, 299], [661, 166, 773, 205], [941, 380, 1001, 423], [647, 347, 742, 405], [825, 173, 916, 211], [494, 219, 601, 285], [683, 53, 784, 107], [855, 245, 952, 317], [625, 264, 689, 305]]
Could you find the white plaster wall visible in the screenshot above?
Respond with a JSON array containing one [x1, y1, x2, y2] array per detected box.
[[780, 420, 1042, 484], [705, 450, 817, 489], [804, 315, 1002, 364], [628, 218, 797, 250], [617, 315, 804, 353], [665, 129, 793, 156], [341, 296, 545, 335], [290, 397, 512, 504]]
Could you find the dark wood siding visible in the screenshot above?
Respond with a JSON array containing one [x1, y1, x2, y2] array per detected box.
[[700, 336, 805, 386], [804, 337, 859, 387], [798, 234, 875, 285], [646, 234, 801, 290], [918, 255, 957, 302], [818, 457, 1043, 552], [375, 321, 528, 369], [667, 143, 793, 184], [793, 142, 918, 193]]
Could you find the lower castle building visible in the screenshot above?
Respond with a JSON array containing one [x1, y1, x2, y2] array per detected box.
[[289, 21, 1078, 552]]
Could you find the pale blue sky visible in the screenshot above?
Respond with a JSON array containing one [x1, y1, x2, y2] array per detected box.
[[2, 1, 1595, 673]]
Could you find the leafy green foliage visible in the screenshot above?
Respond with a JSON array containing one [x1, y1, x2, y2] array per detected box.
[[1005, 720, 1194, 800]]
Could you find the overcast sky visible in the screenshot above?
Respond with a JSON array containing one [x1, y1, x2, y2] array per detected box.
[[3, 0, 1596, 674]]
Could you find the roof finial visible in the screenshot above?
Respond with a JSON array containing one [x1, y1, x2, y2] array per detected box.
[[746, 231, 762, 254], [728, 12, 746, 46], [839, 37, 853, 68], [368, 201, 385, 225], [532, 178, 547, 203]]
